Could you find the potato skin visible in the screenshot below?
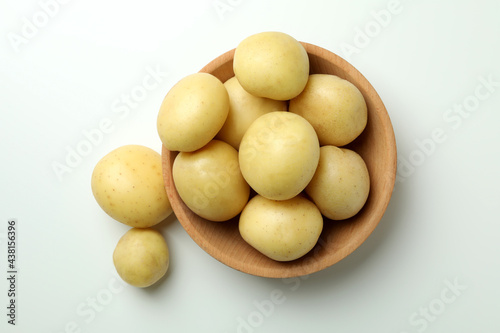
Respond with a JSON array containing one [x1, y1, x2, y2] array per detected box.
[[289, 74, 367, 146], [91, 145, 172, 228], [306, 146, 370, 220], [113, 228, 169, 288], [216, 76, 288, 150], [233, 31, 309, 101], [157, 73, 229, 152], [239, 195, 323, 262], [239, 111, 320, 201], [173, 140, 250, 222]]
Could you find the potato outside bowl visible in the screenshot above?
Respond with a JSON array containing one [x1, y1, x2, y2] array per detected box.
[[161, 42, 397, 278]]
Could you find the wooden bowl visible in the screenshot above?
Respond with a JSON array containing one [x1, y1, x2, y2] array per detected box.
[[161, 42, 397, 278]]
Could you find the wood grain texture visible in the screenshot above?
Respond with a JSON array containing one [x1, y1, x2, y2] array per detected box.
[[161, 42, 397, 278]]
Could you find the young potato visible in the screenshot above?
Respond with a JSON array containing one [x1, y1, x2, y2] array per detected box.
[[239, 111, 320, 201], [91, 145, 172, 228], [215, 76, 288, 150], [157, 72, 229, 152], [289, 74, 367, 146], [173, 140, 250, 222], [306, 146, 370, 220], [113, 228, 169, 288], [239, 194, 323, 262], [233, 31, 309, 101]]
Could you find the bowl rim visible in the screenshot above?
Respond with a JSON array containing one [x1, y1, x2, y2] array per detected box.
[[161, 42, 397, 278]]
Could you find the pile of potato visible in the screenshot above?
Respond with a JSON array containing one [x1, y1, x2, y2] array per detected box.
[[91, 145, 173, 288], [90, 32, 371, 288], [157, 32, 370, 262]]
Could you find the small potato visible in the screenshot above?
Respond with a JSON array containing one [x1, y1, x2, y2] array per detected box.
[[157, 72, 229, 152], [239, 194, 323, 262], [91, 145, 172, 228], [173, 140, 250, 222], [306, 146, 370, 220], [113, 228, 169, 288], [233, 31, 309, 101], [289, 74, 367, 146], [239, 111, 320, 201], [216, 76, 288, 150]]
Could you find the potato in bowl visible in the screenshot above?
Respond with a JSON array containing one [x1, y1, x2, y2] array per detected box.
[[159, 33, 397, 278]]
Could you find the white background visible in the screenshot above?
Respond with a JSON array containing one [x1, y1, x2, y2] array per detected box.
[[1, 0, 499, 332]]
